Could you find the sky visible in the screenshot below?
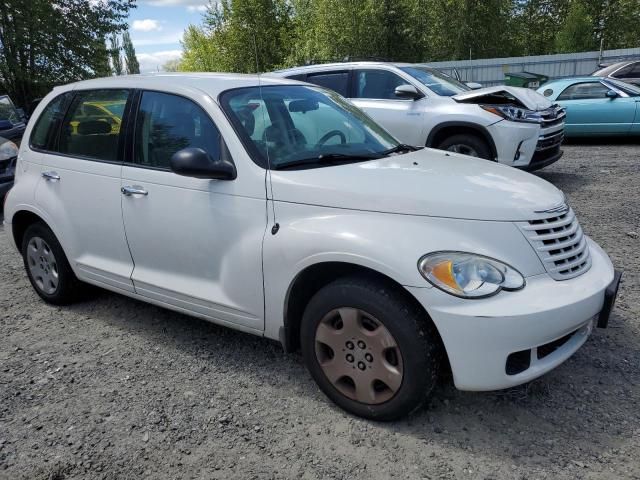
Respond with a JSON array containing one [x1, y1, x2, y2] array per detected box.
[[128, 0, 211, 73]]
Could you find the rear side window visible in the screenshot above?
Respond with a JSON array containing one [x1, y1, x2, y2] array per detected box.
[[354, 69, 409, 100], [58, 89, 129, 162], [30, 93, 73, 151], [305, 71, 350, 97], [133, 91, 221, 170]]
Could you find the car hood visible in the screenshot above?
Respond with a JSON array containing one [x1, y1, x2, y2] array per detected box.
[[270, 149, 565, 222], [453, 85, 553, 111]]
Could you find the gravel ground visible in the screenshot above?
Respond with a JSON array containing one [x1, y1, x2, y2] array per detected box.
[[1, 142, 639, 480]]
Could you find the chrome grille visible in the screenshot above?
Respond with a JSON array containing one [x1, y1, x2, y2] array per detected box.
[[540, 105, 566, 128], [518, 208, 591, 280]]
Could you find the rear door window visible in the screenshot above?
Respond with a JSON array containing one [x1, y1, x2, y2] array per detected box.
[[305, 71, 350, 97], [58, 89, 130, 162]]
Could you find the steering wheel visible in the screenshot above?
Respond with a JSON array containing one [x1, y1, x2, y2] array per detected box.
[[315, 130, 346, 147]]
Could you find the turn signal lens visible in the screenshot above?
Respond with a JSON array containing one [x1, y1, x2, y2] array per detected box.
[[418, 252, 525, 299]]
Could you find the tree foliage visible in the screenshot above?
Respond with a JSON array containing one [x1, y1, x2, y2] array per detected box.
[[0, 0, 134, 108], [179, 0, 640, 73], [122, 30, 140, 74]]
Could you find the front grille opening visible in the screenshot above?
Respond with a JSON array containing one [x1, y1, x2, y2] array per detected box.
[[537, 330, 576, 359], [522, 207, 591, 280], [506, 349, 531, 376]]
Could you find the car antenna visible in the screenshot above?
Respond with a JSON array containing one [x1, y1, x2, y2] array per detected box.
[[254, 33, 279, 235]]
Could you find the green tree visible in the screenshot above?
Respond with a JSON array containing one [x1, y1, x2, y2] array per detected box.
[[0, 0, 134, 109], [180, 0, 293, 73], [555, 1, 596, 52], [122, 31, 140, 74], [110, 34, 124, 76]]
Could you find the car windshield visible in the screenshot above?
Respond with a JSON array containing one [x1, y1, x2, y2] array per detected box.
[[220, 85, 400, 170], [0, 96, 21, 124], [606, 78, 640, 96], [400, 66, 470, 96]]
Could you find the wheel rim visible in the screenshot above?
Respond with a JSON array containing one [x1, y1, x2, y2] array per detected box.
[[26, 237, 59, 295], [446, 144, 479, 157], [314, 308, 404, 405]]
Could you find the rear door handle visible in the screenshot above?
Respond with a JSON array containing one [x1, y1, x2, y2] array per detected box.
[[42, 171, 60, 181], [121, 185, 148, 196]]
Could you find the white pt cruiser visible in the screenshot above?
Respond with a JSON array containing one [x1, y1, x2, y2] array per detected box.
[[3, 74, 621, 420]]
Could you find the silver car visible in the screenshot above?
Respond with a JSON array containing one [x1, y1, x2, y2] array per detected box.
[[272, 62, 566, 171], [592, 60, 640, 87]]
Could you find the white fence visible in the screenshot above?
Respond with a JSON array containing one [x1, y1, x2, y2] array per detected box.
[[429, 47, 640, 86]]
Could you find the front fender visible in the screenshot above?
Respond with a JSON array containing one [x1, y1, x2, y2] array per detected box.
[[262, 202, 545, 341]]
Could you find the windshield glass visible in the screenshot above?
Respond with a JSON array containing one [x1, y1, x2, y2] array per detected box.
[[0, 96, 20, 124], [606, 78, 640, 96], [220, 85, 399, 169], [400, 66, 470, 96]]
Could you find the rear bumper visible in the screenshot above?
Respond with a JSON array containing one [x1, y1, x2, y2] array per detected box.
[[406, 238, 615, 391]]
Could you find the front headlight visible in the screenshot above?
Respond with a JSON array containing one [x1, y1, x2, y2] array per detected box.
[[0, 140, 18, 162], [418, 252, 525, 299], [480, 104, 543, 124]]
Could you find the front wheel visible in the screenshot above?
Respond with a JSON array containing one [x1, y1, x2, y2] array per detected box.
[[436, 134, 492, 159], [300, 276, 442, 421]]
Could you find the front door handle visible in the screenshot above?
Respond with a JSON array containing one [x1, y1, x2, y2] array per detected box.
[[121, 185, 148, 196], [42, 171, 60, 181]]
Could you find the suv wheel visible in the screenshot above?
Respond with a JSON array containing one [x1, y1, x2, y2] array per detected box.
[[300, 276, 442, 421], [22, 222, 84, 305], [437, 134, 492, 159]]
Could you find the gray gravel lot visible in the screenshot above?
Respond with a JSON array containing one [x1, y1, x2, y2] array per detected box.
[[1, 142, 639, 480]]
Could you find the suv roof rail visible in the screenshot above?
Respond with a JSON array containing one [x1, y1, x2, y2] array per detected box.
[[297, 56, 393, 67]]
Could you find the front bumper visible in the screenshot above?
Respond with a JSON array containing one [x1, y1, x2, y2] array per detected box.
[[406, 238, 616, 391], [488, 119, 564, 169]]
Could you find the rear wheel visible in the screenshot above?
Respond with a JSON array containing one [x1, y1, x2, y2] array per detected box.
[[437, 133, 492, 159], [22, 222, 85, 305], [300, 276, 442, 420]]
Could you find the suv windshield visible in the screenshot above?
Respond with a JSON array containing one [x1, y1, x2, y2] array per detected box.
[[400, 66, 470, 96], [0, 96, 21, 124], [220, 85, 400, 170]]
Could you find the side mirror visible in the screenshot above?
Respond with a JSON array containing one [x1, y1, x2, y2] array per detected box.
[[15, 108, 27, 122], [465, 82, 483, 90], [394, 84, 422, 100], [170, 147, 236, 180], [606, 90, 618, 99]]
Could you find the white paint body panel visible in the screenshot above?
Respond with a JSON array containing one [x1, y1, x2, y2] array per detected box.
[[3, 73, 614, 392]]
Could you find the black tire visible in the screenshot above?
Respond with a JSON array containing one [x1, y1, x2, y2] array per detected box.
[[436, 133, 492, 159], [300, 275, 442, 421], [21, 222, 84, 305]]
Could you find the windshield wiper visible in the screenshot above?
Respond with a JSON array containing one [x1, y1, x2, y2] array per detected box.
[[273, 152, 382, 170], [380, 144, 421, 156]]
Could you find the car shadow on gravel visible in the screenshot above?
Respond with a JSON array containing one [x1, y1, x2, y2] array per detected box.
[[60, 286, 640, 469]]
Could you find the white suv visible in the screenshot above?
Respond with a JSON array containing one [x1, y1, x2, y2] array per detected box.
[[3, 74, 620, 420], [272, 62, 566, 170]]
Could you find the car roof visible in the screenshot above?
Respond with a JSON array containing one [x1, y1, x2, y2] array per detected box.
[[542, 76, 602, 87], [55, 73, 303, 98], [593, 60, 637, 76], [272, 61, 427, 75]]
